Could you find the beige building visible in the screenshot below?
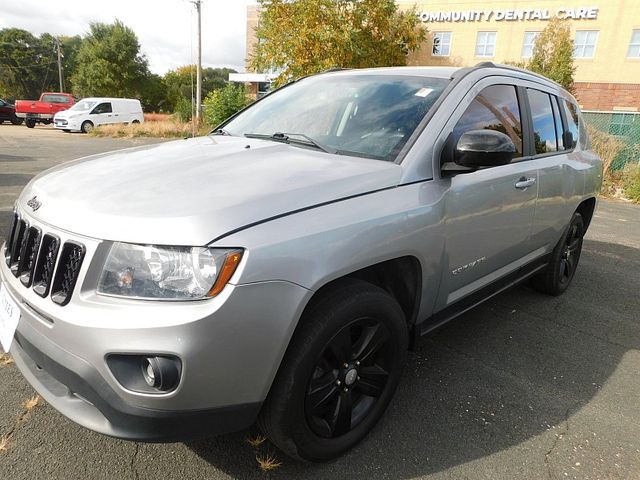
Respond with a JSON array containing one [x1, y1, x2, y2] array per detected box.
[[239, 1, 640, 111]]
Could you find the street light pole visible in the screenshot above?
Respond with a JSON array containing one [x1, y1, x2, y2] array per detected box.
[[193, 0, 202, 122], [55, 38, 64, 92]]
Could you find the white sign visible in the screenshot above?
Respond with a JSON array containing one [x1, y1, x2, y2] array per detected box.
[[419, 7, 599, 23], [0, 283, 20, 353]]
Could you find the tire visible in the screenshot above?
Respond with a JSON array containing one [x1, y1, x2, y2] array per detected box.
[[10, 115, 23, 125], [131, 119, 140, 125], [530, 212, 584, 296], [81, 121, 94, 133], [25, 118, 36, 128], [259, 278, 408, 461], [42, 119, 51, 125]]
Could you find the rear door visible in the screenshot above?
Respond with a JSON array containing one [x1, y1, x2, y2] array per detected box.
[[435, 80, 539, 311]]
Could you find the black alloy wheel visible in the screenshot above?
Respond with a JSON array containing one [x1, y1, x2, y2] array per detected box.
[[305, 317, 393, 439], [259, 278, 408, 461], [531, 211, 584, 296]]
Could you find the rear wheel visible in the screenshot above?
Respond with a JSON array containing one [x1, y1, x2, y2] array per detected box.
[[531, 212, 584, 296], [259, 279, 408, 461], [131, 119, 140, 125], [81, 121, 94, 133], [10, 114, 23, 125], [25, 118, 36, 128]]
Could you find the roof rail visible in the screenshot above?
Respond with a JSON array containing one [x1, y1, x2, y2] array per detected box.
[[470, 61, 564, 89]]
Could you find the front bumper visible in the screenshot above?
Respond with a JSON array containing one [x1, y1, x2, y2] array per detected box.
[[1, 209, 311, 441]]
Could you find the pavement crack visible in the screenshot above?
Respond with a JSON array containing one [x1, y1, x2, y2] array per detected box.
[[544, 406, 571, 480], [130, 443, 140, 480]]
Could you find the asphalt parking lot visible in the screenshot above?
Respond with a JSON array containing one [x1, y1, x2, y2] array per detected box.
[[0, 123, 639, 479]]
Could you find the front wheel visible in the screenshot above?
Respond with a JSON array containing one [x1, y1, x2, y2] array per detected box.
[[81, 121, 94, 133], [531, 212, 584, 296], [259, 279, 408, 461]]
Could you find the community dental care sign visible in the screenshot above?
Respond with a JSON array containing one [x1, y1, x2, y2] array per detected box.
[[419, 6, 598, 23]]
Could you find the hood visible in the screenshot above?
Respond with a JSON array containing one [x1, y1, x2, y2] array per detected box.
[[19, 136, 402, 245]]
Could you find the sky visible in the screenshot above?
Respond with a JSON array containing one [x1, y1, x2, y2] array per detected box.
[[0, 0, 255, 74]]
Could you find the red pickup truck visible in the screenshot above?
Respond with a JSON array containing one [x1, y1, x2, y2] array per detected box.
[[15, 92, 75, 128]]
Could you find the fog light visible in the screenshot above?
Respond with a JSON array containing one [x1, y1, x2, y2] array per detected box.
[[140, 356, 180, 391]]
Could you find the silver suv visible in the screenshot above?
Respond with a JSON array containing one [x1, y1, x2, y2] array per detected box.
[[0, 64, 602, 461]]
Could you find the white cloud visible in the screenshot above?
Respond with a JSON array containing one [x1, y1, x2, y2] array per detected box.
[[0, 0, 255, 74]]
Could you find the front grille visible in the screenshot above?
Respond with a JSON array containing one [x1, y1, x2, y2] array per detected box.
[[51, 242, 85, 306], [4, 213, 85, 306]]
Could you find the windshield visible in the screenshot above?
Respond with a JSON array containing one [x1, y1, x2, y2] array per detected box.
[[223, 74, 450, 161], [70, 100, 97, 111]]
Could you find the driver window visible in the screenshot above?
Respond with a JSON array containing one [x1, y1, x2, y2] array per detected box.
[[453, 85, 523, 158], [92, 102, 112, 115]]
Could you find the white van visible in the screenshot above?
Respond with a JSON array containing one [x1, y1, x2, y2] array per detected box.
[[54, 98, 144, 133]]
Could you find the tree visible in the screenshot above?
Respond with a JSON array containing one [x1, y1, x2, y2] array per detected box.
[[249, 0, 427, 86], [202, 83, 250, 127], [527, 17, 575, 92], [71, 20, 150, 98], [0, 29, 79, 99], [163, 65, 237, 113]]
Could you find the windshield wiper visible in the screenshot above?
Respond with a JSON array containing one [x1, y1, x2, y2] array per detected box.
[[244, 132, 337, 154], [211, 128, 232, 136]]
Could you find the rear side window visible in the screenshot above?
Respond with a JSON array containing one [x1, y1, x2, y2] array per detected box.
[[527, 89, 558, 154], [453, 84, 523, 158], [562, 100, 579, 149], [42, 94, 70, 104], [92, 102, 112, 114]]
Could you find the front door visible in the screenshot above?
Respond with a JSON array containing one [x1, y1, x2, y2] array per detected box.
[[436, 83, 538, 310]]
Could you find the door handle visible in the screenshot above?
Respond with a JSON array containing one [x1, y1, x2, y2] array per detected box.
[[515, 177, 536, 189]]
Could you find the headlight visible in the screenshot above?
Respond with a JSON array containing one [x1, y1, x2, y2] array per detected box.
[[97, 243, 243, 300]]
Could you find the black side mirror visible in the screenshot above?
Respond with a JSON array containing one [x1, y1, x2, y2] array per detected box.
[[454, 129, 516, 168]]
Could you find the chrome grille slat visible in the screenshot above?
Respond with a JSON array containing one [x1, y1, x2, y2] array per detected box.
[[18, 227, 42, 287], [32, 234, 60, 298], [51, 242, 85, 306]]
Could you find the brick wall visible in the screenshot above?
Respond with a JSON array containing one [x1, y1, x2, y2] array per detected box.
[[574, 82, 640, 111]]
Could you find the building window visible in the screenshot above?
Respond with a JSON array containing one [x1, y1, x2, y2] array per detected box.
[[432, 32, 452, 56], [475, 31, 497, 57], [628, 29, 640, 58], [574, 31, 598, 58], [522, 32, 540, 58]]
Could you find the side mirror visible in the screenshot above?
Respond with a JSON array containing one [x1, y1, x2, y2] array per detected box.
[[454, 129, 516, 168], [562, 131, 575, 149]]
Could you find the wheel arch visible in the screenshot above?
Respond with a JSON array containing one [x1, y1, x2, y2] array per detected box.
[[576, 197, 596, 232]]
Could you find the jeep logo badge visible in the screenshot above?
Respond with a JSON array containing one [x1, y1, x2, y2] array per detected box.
[[26, 195, 42, 212]]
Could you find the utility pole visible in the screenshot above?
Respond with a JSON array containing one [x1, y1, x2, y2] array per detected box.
[[55, 38, 64, 92], [192, 0, 203, 122]]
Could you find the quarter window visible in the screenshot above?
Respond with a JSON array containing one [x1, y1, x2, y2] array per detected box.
[[522, 32, 540, 58], [561, 100, 579, 149], [628, 29, 640, 58], [475, 32, 497, 57], [574, 31, 598, 58], [551, 96, 565, 150], [453, 85, 523, 158], [433, 32, 452, 56], [528, 89, 558, 154]]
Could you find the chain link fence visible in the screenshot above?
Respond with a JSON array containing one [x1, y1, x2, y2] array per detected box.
[[583, 111, 640, 170]]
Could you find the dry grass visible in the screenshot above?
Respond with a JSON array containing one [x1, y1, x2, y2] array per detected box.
[[144, 112, 171, 122], [0, 353, 14, 366], [246, 434, 267, 447], [23, 395, 41, 411], [256, 454, 282, 472], [587, 125, 626, 197], [89, 119, 210, 139], [0, 435, 9, 453]]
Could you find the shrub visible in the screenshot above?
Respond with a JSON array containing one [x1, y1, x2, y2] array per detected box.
[[174, 96, 193, 123], [203, 83, 250, 128], [587, 125, 625, 196], [622, 163, 640, 203]]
